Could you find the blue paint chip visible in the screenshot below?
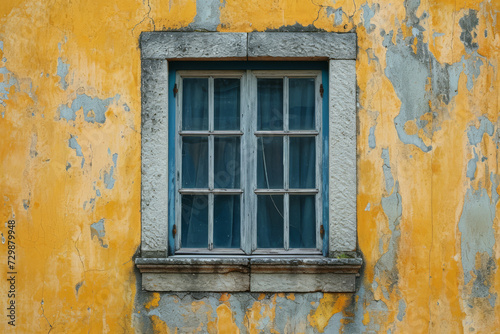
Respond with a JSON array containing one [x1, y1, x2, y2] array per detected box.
[[59, 93, 118, 123], [68, 136, 83, 156], [90, 219, 108, 248], [467, 116, 494, 146], [57, 57, 70, 90]]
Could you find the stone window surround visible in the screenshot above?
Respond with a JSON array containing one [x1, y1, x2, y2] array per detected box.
[[137, 32, 361, 292]]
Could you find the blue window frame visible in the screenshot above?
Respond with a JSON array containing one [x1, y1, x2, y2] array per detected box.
[[167, 62, 329, 256]]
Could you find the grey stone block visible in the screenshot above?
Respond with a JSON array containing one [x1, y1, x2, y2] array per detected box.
[[329, 59, 357, 255], [141, 32, 247, 60], [248, 32, 356, 59], [141, 59, 169, 257]]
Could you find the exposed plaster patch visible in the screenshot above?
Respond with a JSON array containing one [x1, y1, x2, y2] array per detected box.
[[458, 181, 497, 285], [368, 148, 405, 330], [0, 62, 17, 107], [397, 299, 407, 321], [90, 219, 108, 248], [384, 27, 485, 151], [381, 149, 394, 193], [369, 125, 376, 149], [361, 3, 378, 33], [467, 116, 494, 146], [68, 136, 83, 157], [75, 281, 84, 296], [466, 148, 478, 180], [333, 8, 344, 26], [68, 135, 85, 169], [190, 0, 222, 31], [103, 152, 118, 189], [57, 57, 69, 90], [459, 10, 479, 53], [59, 93, 118, 123]]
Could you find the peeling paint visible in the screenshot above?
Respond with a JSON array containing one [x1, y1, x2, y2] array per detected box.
[[466, 148, 478, 180], [361, 3, 377, 33], [59, 93, 118, 123], [90, 219, 108, 248], [468, 116, 495, 146], [56, 57, 69, 90], [103, 152, 118, 189], [369, 125, 376, 149], [459, 10, 479, 53], [458, 184, 497, 285], [191, 0, 222, 31]]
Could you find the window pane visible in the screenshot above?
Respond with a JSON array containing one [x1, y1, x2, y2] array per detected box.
[[182, 78, 208, 130], [214, 78, 240, 130], [289, 137, 315, 188], [181, 195, 208, 248], [214, 195, 240, 248], [182, 137, 208, 188], [257, 137, 283, 189], [214, 137, 240, 188], [257, 195, 284, 248], [258, 79, 283, 130], [289, 78, 315, 130], [289, 195, 316, 248]]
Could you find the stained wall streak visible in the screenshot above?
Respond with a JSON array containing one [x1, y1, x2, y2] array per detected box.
[[0, 0, 499, 332]]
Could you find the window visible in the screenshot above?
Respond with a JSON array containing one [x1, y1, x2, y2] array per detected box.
[[175, 69, 323, 255], [137, 32, 361, 292]]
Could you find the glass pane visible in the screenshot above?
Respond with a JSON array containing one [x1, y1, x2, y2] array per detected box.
[[290, 137, 315, 188], [214, 195, 240, 248], [257, 195, 284, 248], [181, 195, 208, 248], [182, 78, 208, 130], [214, 137, 240, 188], [258, 78, 283, 130], [257, 137, 283, 189], [214, 78, 240, 130], [182, 137, 208, 188], [289, 78, 316, 130], [289, 195, 316, 248]]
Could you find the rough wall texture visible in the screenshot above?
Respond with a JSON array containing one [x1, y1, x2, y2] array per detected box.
[[0, 0, 499, 332]]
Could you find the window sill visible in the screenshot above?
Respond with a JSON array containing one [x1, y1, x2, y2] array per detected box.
[[135, 256, 362, 292]]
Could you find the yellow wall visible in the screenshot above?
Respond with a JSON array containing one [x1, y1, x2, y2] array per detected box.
[[0, 0, 499, 332]]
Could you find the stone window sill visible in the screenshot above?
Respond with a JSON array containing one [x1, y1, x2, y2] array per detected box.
[[135, 256, 362, 292]]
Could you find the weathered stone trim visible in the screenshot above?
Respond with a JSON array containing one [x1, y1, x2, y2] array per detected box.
[[136, 257, 361, 292], [329, 60, 357, 255], [140, 32, 357, 60], [140, 32, 247, 60], [140, 58, 169, 258], [247, 32, 356, 60]]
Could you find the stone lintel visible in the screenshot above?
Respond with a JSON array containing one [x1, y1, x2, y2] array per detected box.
[[140, 32, 247, 60]]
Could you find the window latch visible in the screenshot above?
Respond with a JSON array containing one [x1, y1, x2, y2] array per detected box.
[[173, 84, 178, 97], [172, 224, 177, 237], [319, 84, 324, 98], [320, 225, 325, 238]]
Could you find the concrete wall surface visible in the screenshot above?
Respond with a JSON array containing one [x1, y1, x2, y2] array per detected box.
[[0, 0, 499, 332]]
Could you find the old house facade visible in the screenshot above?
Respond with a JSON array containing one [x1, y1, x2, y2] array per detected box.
[[1, 0, 499, 332]]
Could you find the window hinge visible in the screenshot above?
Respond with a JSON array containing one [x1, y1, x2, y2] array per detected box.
[[173, 84, 178, 97], [320, 225, 325, 238], [319, 84, 324, 98], [172, 224, 177, 237]]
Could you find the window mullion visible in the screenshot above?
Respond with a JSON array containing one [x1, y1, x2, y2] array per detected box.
[[249, 71, 258, 253], [283, 77, 289, 251], [175, 74, 182, 251], [208, 77, 214, 250]]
